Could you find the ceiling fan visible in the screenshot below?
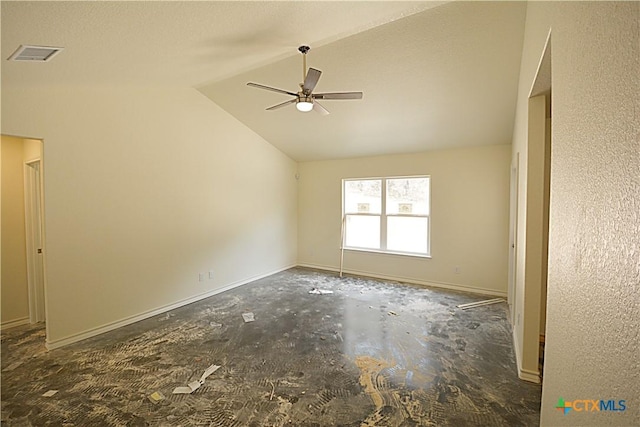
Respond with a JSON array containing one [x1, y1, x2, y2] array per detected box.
[[247, 45, 363, 115]]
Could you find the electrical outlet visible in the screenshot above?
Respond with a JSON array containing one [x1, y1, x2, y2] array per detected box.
[[209, 270, 214, 280], [199, 273, 205, 282], [454, 266, 461, 274]]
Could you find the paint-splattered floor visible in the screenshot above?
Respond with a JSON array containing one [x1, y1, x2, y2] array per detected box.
[[1, 267, 541, 426]]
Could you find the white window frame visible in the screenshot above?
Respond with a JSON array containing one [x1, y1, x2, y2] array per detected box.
[[342, 175, 431, 258]]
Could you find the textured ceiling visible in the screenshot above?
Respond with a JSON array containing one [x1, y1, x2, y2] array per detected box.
[[1, 1, 526, 162], [201, 2, 527, 161], [1, 1, 437, 88]]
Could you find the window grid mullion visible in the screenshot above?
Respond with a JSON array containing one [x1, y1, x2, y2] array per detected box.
[[380, 178, 387, 251]]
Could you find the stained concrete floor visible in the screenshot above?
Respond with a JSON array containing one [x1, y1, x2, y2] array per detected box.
[[1, 267, 541, 426]]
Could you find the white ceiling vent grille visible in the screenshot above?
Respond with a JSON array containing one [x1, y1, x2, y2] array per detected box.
[[7, 45, 64, 62]]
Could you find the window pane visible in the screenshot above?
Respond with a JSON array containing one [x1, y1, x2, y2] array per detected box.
[[387, 216, 428, 254], [345, 215, 380, 249], [386, 178, 430, 215], [344, 180, 381, 214]]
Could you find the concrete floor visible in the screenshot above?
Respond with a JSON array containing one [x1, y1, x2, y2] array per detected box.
[[1, 267, 541, 426]]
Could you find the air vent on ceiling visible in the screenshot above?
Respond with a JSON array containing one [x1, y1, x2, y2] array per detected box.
[[7, 45, 64, 62]]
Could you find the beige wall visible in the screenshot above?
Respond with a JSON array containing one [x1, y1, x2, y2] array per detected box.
[[1, 135, 30, 325], [1, 86, 298, 346], [298, 144, 511, 295], [513, 2, 639, 425]]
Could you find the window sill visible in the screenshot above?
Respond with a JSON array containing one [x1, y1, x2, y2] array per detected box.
[[343, 247, 432, 259]]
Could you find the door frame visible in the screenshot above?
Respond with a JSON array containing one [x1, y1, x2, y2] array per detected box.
[[24, 158, 46, 323], [508, 153, 519, 324]]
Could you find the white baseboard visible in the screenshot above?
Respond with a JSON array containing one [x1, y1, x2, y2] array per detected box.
[[518, 368, 541, 383], [297, 263, 507, 298], [46, 264, 296, 350], [1, 317, 30, 330], [512, 327, 541, 384]]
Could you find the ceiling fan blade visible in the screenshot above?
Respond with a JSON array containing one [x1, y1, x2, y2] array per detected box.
[[313, 92, 363, 100], [266, 98, 297, 111], [313, 101, 330, 116], [303, 68, 322, 94], [247, 82, 297, 97]]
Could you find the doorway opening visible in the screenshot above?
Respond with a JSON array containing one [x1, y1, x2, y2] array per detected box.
[[529, 35, 551, 380], [509, 30, 551, 384], [0, 135, 46, 331], [525, 31, 552, 383]]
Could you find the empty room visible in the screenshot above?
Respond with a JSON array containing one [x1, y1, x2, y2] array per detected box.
[[1, 1, 638, 426]]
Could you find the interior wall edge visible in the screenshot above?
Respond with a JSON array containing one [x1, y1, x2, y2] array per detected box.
[[45, 263, 297, 350], [297, 263, 507, 298], [512, 326, 541, 384]]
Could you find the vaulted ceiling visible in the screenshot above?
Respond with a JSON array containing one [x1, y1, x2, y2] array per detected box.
[[1, 1, 526, 162]]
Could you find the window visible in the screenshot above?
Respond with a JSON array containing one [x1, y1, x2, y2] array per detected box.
[[342, 176, 430, 257]]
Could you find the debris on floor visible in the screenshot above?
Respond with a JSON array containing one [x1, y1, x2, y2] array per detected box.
[[269, 381, 275, 400], [388, 310, 398, 316], [309, 288, 333, 295], [199, 364, 221, 382], [42, 390, 58, 397], [148, 391, 165, 404], [159, 313, 175, 321], [173, 364, 221, 394], [456, 298, 505, 310], [242, 312, 255, 322], [173, 380, 202, 394]]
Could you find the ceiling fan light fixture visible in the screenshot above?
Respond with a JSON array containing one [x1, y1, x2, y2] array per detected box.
[[296, 100, 313, 112]]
